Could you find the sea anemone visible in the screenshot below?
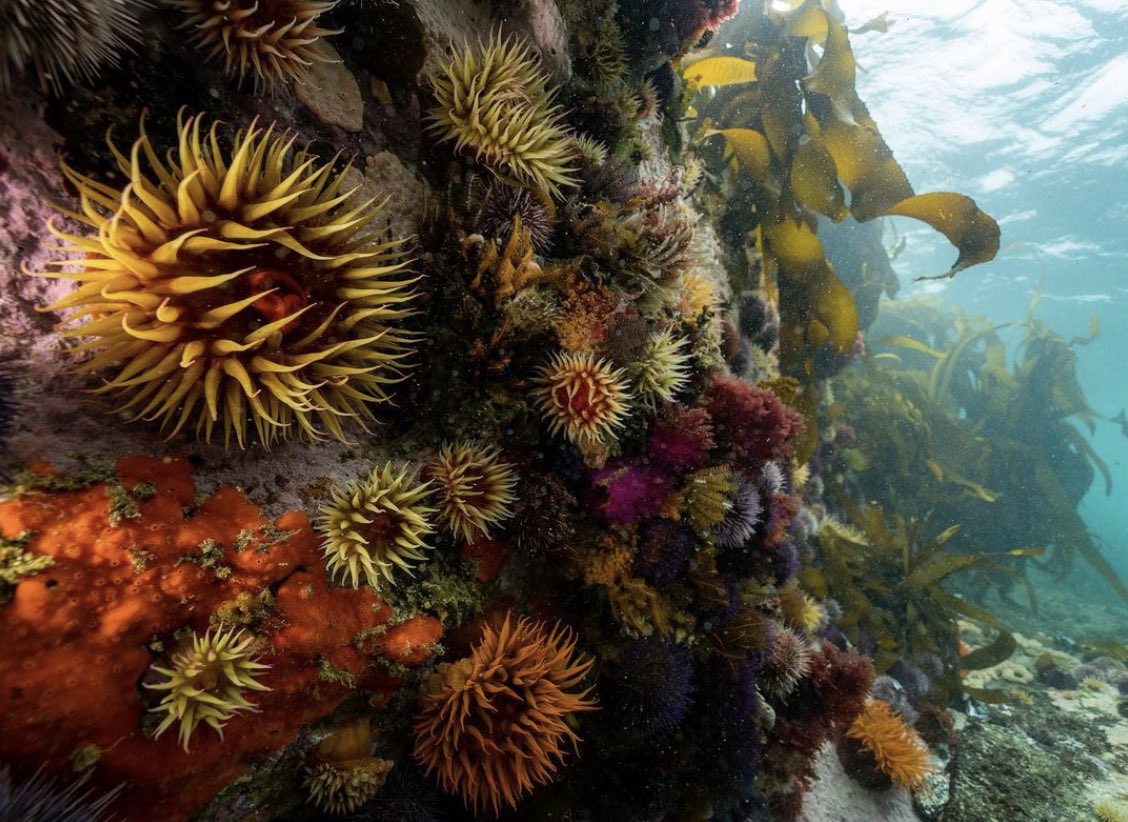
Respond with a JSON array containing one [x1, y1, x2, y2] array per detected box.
[[629, 329, 692, 411], [531, 351, 632, 445], [317, 463, 436, 589], [777, 582, 825, 635], [842, 700, 932, 791], [599, 638, 693, 733], [33, 112, 419, 449], [427, 442, 518, 542], [713, 475, 762, 549], [145, 627, 270, 751], [304, 719, 395, 815], [171, 0, 341, 89], [573, 133, 610, 167], [428, 31, 578, 199], [413, 613, 597, 815], [0, 0, 142, 92]]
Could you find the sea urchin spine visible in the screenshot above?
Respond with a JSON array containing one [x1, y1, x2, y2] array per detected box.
[[317, 462, 437, 589], [145, 627, 270, 751], [532, 351, 632, 445], [33, 112, 419, 449]]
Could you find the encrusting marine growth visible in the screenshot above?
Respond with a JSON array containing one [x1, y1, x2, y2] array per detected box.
[[532, 351, 632, 444], [33, 112, 419, 449], [427, 30, 578, 199], [146, 626, 271, 752], [413, 613, 597, 814], [427, 442, 518, 542], [317, 462, 437, 589], [171, 0, 342, 89]]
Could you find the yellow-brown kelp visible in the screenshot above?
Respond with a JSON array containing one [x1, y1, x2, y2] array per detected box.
[[34, 113, 419, 448], [412, 614, 597, 814], [0, 0, 143, 92], [316, 463, 436, 589], [684, 4, 999, 389], [427, 31, 578, 198], [171, 0, 341, 89], [145, 627, 271, 752]]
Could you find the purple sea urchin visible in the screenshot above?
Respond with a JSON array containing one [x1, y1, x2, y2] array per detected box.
[[145, 627, 270, 751], [33, 113, 419, 449], [171, 0, 341, 89], [317, 463, 436, 589], [600, 638, 693, 733], [532, 351, 632, 445], [714, 476, 762, 549], [428, 31, 578, 199], [0, 0, 143, 92], [0, 765, 121, 821], [761, 626, 812, 698], [427, 442, 518, 542]]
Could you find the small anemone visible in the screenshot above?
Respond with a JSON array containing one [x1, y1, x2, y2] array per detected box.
[[428, 30, 578, 198], [427, 442, 518, 542], [145, 627, 270, 751], [304, 718, 395, 815], [317, 463, 437, 589], [171, 0, 342, 89], [531, 351, 632, 445], [629, 329, 692, 411]]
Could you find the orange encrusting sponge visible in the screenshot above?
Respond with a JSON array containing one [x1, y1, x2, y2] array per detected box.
[[0, 455, 442, 821]]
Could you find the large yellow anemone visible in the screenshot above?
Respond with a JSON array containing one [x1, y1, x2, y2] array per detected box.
[[317, 463, 437, 589], [34, 113, 420, 449], [146, 627, 270, 751], [428, 31, 578, 199]]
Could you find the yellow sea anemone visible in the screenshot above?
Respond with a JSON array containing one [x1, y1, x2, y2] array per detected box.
[[145, 627, 270, 751], [171, 0, 341, 89], [428, 30, 578, 199], [33, 112, 419, 449], [629, 329, 692, 410], [531, 351, 632, 445], [413, 613, 597, 814], [317, 463, 437, 589], [427, 442, 518, 542]]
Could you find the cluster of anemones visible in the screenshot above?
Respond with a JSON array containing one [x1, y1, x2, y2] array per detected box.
[[428, 30, 578, 198], [145, 627, 270, 751], [413, 613, 597, 814], [35, 112, 419, 449], [316, 462, 437, 590], [304, 719, 395, 815]]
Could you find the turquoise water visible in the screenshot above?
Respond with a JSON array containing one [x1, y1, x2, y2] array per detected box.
[[839, 0, 1128, 588]]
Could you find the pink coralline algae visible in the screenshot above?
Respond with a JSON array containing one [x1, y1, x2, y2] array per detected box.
[[704, 375, 804, 468], [592, 459, 676, 525]]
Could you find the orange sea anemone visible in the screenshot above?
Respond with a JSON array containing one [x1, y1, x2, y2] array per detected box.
[[412, 613, 597, 814], [844, 700, 932, 790], [427, 442, 518, 542], [531, 351, 632, 445], [171, 0, 341, 89]]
